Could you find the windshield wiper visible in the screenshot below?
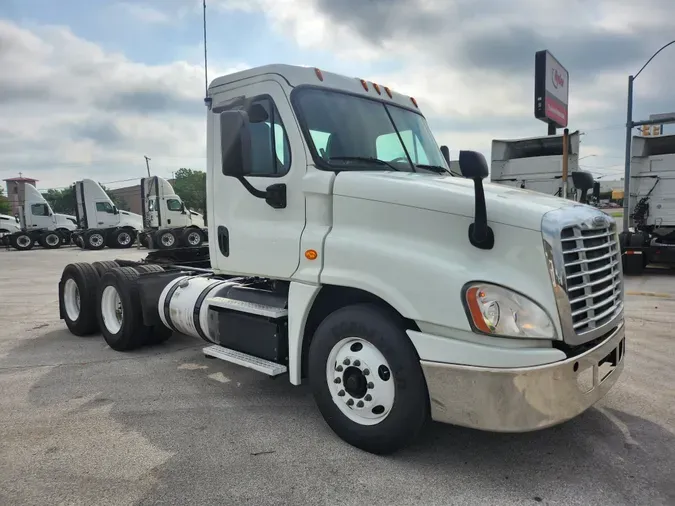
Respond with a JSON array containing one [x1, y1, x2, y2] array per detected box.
[[414, 164, 458, 176], [329, 156, 401, 171]]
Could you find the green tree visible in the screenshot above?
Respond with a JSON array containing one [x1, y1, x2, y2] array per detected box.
[[172, 168, 206, 213], [0, 188, 11, 214]]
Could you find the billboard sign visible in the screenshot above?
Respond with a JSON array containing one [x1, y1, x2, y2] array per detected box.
[[534, 50, 569, 128]]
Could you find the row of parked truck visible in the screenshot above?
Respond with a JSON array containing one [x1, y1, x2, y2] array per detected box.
[[2, 176, 207, 252]]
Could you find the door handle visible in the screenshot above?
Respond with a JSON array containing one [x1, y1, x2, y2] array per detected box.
[[217, 226, 229, 257]]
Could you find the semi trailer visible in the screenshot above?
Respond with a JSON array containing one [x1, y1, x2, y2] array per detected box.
[[71, 178, 207, 250], [620, 133, 675, 274], [4, 183, 77, 250], [57, 64, 626, 455], [491, 131, 599, 204]]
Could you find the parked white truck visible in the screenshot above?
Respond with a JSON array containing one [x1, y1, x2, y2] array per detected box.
[[620, 133, 675, 274], [71, 178, 206, 250], [0, 213, 21, 246], [5, 183, 77, 250], [57, 64, 626, 454], [138, 175, 207, 249], [491, 131, 598, 204]]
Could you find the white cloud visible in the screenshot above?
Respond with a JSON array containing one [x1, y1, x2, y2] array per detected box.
[[113, 3, 172, 24]]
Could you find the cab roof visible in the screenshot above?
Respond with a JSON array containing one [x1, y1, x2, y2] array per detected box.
[[208, 64, 423, 114]]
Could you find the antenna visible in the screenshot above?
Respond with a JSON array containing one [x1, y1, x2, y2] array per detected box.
[[203, 0, 210, 106]]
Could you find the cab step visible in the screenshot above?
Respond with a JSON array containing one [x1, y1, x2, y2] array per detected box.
[[203, 344, 288, 376], [207, 296, 288, 319]]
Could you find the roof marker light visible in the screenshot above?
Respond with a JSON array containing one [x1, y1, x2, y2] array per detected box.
[[314, 68, 324, 81], [410, 96, 418, 108], [360, 79, 369, 91], [384, 86, 393, 98], [373, 83, 382, 95]]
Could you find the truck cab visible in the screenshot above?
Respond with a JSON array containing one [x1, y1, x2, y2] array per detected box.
[[59, 64, 626, 455], [0, 213, 21, 246], [72, 179, 143, 250]]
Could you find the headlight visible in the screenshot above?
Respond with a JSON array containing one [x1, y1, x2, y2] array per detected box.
[[463, 283, 557, 339]]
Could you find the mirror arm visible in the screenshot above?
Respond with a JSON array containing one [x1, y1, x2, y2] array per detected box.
[[468, 178, 494, 250]]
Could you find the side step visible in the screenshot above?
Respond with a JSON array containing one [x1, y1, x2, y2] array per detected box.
[[203, 345, 288, 376], [207, 297, 288, 319]]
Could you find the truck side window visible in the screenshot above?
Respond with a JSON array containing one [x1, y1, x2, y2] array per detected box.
[[244, 96, 291, 176], [96, 202, 114, 214], [31, 203, 49, 216], [166, 199, 182, 211]]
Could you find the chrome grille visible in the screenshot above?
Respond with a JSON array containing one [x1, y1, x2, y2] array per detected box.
[[560, 223, 623, 335]]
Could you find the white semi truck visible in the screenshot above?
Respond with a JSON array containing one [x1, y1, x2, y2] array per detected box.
[[620, 133, 675, 274], [71, 178, 206, 250], [0, 213, 21, 246], [5, 183, 77, 250], [138, 175, 207, 249], [57, 64, 626, 454], [491, 131, 598, 204]]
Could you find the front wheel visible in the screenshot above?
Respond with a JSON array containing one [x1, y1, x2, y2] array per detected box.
[[308, 303, 429, 455]]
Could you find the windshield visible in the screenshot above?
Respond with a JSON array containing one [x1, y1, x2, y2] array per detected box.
[[293, 88, 450, 173]]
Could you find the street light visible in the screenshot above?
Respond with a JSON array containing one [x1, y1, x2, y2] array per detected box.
[[622, 40, 675, 231]]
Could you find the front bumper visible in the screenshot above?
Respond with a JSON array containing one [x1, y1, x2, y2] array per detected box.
[[420, 322, 625, 432]]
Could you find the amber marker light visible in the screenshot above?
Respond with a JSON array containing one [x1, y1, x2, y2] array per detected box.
[[465, 286, 492, 333], [360, 79, 369, 91], [314, 68, 324, 81], [305, 249, 318, 260]]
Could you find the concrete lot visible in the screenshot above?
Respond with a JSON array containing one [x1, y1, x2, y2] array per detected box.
[[0, 247, 673, 506]]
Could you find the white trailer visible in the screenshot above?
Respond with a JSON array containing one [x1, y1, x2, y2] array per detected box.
[[491, 131, 597, 203], [57, 64, 626, 454], [620, 133, 675, 274], [5, 183, 77, 250], [138, 175, 207, 249], [71, 179, 144, 250]]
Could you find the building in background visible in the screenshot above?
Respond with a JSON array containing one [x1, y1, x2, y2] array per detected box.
[[107, 178, 176, 215], [3, 176, 38, 215]]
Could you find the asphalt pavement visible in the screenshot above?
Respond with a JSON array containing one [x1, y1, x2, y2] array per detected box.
[[0, 246, 673, 506]]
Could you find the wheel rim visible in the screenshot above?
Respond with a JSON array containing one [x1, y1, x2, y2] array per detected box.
[[326, 337, 395, 426], [46, 234, 59, 246], [63, 278, 80, 321], [17, 235, 31, 247], [100, 285, 123, 334], [118, 232, 131, 245], [161, 233, 175, 247], [187, 231, 201, 245], [89, 234, 104, 247]]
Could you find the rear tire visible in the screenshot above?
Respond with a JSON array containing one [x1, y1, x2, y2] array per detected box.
[[134, 264, 164, 274], [91, 260, 120, 277], [59, 262, 100, 336], [39, 231, 62, 249], [181, 227, 204, 247], [308, 303, 429, 455], [84, 230, 106, 250], [10, 232, 33, 251], [155, 229, 178, 250], [97, 267, 150, 351]]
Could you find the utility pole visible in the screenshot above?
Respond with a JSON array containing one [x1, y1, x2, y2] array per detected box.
[[144, 156, 151, 178], [561, 128, 569, 199]]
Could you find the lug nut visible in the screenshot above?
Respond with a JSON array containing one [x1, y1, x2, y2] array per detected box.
[[356, 401, 364, 408], [336, 365, 343, 372], [364, 394, 372, 401], [353, 360, 360, 367], [347, 399, 354, 406], [363, 369, 370, 376], [338, 390, 345, 397], [367, 382, 374, 389], [343, 359, 350, 366], [334, 378, 341, 384]]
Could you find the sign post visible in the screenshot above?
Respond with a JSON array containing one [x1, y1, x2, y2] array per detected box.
[[534, 50, 569, 135]]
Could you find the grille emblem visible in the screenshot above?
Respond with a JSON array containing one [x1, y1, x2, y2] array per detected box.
[[592, 215, 608, 227]]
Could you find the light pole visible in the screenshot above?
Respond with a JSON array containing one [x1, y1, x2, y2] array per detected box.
[[622, 40, 675, 231]]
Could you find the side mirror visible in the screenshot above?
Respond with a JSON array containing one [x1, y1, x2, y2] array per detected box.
[[181, 203, 186, 214], [459, 150, 493, 250], [220, 110, 252, 177], [592, 181, 601, 202], [440, 145, 450, 165], [458, 150, 489, 180], [113, 205, 119, 215]]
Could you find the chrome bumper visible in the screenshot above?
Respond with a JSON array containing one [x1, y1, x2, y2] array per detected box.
[[420, 322, 625, 432]]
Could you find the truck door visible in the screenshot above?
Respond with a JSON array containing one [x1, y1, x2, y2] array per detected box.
[[95, 201, 116, 226], [210, 80, 307, 279], [27, 203, 51, 228]]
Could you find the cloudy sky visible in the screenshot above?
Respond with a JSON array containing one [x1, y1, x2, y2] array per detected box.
[[1, 0, 674, 191]]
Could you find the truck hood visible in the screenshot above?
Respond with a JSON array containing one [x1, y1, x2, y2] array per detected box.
[[332, 172, 582, 231]]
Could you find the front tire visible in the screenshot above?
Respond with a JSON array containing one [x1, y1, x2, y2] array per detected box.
[[308, 303, 429, 455]]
